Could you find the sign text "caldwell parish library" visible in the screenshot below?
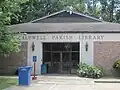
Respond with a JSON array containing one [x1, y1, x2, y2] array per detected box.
[[22, 35, 104, 40]]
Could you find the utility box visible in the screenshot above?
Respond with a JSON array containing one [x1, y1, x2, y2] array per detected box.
[[18, 66, 32, 86]]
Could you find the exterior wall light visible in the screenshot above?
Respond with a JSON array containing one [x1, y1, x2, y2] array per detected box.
[[85, 42, 88, 52], [32, 42, 35, 51]]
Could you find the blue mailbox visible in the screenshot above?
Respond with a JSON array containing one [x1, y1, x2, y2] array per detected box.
[[18, 66, 32, 86]]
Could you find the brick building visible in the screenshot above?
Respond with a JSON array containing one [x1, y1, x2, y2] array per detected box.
[[1, 9, 120, 76]]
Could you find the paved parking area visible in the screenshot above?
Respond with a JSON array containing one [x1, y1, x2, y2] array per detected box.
[[4, 75, 120, 90]]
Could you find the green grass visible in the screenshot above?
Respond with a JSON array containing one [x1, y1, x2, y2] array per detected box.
[[0, 77, 17, 90]]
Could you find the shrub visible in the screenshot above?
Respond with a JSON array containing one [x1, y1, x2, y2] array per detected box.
[[15, 69, 18, 75], [77, 63, 104, 79], [113, 60, 120, 69]]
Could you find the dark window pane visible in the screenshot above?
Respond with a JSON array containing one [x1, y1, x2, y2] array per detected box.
[[71, 52, 79, 69], [63, 43, 72, 51], [43, 52, 51, 62], [72, 43, 79, 51], [51, 43, 62, 51], [43, 43, 51, 51], [72, 52, 79, 61], [52, 53, 60, 62], [62, 52, 69, 62]]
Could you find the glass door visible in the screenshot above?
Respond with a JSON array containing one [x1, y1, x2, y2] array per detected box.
[[51, 52, 71, 74], [51, 52, 61, 73], [61, 52, 71, 74], [43, 43, 79, 74]]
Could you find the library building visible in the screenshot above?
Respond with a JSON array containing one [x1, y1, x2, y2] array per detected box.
[[1, 9, 120, 76]]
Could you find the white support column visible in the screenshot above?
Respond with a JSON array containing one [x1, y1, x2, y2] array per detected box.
[[27, 41, 43, 75], [80, 40, 82, 64], [27, 41, 32, 67], [81, 34, 94, 65]]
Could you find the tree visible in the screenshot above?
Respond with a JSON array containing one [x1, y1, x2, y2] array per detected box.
[[11, 0, 64, 24], [60, 0, 86, 12], [115, 10, 120, 23], [85, 0, 93, 14], [10, 0, 120, 23], [0, 0, 28, 54], [99, 0, 120, 22], [11, 0, 87, 24]]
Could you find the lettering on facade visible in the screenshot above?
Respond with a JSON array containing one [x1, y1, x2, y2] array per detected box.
[[22, 35, 46, 40], [21, 35, 104, 40], [79, 35, 104, 40], [52, 35, 73, 40]]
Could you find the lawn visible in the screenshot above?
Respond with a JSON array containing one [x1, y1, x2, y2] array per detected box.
[[0, 77, 17, 90]]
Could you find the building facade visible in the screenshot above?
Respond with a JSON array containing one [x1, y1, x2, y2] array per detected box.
[[2, 10, 120, 76], [21, 33, 120, 76]]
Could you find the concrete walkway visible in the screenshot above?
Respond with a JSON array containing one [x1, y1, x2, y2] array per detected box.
[[4, 75, 120, 90]]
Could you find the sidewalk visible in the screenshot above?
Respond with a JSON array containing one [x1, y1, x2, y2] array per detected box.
[[4, 75, 95, 90], [3, 75, 120, 90], [94, 77, 120, 83]]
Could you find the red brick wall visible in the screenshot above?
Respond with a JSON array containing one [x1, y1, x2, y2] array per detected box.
[[94, 42, 120, 76], [0, 41, 28, 75]]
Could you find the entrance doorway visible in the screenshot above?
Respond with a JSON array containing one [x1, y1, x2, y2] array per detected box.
[[43, 43, 79, 74]]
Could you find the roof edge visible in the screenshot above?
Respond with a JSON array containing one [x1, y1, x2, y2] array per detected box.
[[30, 10, 66, 23], [29, 9, 104, 23], [20, 31, 120, 33]]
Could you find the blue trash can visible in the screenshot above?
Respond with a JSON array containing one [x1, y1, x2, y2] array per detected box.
[[41, 64, 47, 74], [18, 66, 32, 86]]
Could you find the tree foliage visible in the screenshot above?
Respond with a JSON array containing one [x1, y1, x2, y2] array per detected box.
[[9, 0, 120, 24], [0, 0, 28, 54], [60, 0, 86, 12], [11, 0, 86, 24], [11, 0, 64, 24], [10, 0, 120, 23], [98, 0, 120, 22]]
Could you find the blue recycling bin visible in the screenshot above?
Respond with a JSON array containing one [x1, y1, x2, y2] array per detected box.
[[41, 64, 47, 74], [18, 66, 32, 86]]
